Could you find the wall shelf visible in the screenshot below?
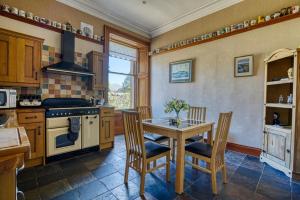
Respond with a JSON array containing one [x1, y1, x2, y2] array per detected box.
[[0, 10, 103, 45], [152, 12, 300, 56], [265, 103, 294, 109], [267, 79, 294, 85]]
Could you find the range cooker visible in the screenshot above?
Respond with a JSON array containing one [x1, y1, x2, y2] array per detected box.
[[43, 98, 100, 157]]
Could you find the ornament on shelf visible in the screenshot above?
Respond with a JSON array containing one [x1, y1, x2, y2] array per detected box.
[[288, 67, 293, 79], [279, 94, 284, 103], [287, 94, 293, 104], [272, 112, 281, 126]]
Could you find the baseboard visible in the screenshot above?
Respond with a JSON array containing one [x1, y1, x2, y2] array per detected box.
[[227, 142, 261, 157]]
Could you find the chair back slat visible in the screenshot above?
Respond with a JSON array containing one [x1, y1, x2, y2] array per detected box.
[[137, 106, 152, 120], [188, 106, 206, 122], [122, 111, 146, 171], [212, 112, 233, 163]]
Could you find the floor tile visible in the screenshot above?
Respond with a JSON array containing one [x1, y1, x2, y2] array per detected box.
[[35, 163, 62, 178], [38, 170, 65, 187], [77, 180, 108, 200], [100, 172, 125, 190], [18, 178, 39, 192], [67, 171, 97, 189], [38, 179, 72, 200], [92, 191, 118, 200], [230, 166, 261, 192], [111, 181, 140, 200], [23, 188, 41, 200], [92, 163, 118, 179], [240, 155, 264, 172], [18, 167, 37, 183], [52, 189, 80, 200]]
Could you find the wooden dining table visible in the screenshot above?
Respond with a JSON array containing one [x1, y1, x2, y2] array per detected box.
[[142, 118, 214, 194]]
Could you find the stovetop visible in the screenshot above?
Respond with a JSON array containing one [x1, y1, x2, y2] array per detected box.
[[43, 98, 99, 118]]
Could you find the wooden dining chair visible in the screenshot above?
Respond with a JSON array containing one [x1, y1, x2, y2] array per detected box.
[[186, 106, 207, 143], [122, 110, 171, 195], [137, 106, 170, 145], [171, 106, 206, 161], [185, 112, 233, 194]]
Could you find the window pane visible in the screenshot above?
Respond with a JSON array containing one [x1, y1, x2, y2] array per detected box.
[[109, 56, 133, 74], [108, 73, 134, 109]]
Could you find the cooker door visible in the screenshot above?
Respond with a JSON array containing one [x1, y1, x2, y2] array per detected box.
[[82, 115, 99, 148], [0, 91, 8, 107], [46, 126, 82, 157]]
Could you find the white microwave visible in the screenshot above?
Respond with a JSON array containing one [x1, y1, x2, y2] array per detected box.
[[0, 89, 17, 108]]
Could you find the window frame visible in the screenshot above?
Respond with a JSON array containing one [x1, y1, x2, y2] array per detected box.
[[108, 54, 137, 110]]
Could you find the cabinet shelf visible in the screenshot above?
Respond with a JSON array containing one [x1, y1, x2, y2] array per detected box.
[[265, 124, 292, 134], [267, 79, 293, 86], [265, 103, 294, 109]]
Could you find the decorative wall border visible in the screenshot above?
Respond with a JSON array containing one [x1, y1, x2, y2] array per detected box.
[[151, 11, 300, 56], [0, 10, 103, 45]]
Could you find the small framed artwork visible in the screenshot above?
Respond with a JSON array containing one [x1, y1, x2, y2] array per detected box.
[[169, 59, 193, 83], [80, 22, 94, 37], [234, 55, 254, 77]]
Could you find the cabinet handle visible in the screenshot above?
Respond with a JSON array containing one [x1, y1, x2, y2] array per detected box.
[[262, 150, 266, 153], [287, 149, 290, 154], [35, 72, 38, 80], [25, 116, 37, 119]]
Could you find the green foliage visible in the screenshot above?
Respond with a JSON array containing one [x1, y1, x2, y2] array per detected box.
[[164, 98, 189, 116]]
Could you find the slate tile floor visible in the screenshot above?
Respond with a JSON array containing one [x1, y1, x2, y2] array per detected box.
[[18, 135, 300, 200]]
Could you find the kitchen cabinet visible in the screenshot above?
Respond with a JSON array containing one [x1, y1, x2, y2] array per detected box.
[[17, 108, 45, 167], [99, 107, 115, 150], [0, 28, 43, 87], [87, 51, 106, 90]]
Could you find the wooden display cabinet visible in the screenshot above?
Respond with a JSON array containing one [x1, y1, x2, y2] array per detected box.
[[0, 28, 43, 87], [261, 48, 300, 179], [99, 106, 115, 150]]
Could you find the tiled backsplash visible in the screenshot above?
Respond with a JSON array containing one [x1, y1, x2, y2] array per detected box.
[[14, 45, 103, 100]]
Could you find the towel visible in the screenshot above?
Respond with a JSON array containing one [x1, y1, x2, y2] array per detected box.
[[67, 117, 80, 142]]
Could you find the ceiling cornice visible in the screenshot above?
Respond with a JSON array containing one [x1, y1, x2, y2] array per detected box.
[[57, 0, 151, 38], [57, 0, 242, 38], [151, 0, 243, 37]]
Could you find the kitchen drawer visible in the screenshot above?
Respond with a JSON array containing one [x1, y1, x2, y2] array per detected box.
[[18, 112, 44, 123], [100, 108, 114, 116]]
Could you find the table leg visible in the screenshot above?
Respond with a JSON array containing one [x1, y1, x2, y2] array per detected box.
[[207, 124, 214, 146], [175, 135, 185, 194]]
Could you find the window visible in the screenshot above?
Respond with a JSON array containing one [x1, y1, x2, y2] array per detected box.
[[108, 41, 137, 109]]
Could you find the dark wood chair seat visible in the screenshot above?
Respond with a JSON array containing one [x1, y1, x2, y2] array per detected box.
[[145, 141, 171, 158], [186, 135, 204, 143], [144, 133, 168, 142], [185, 141, 212, 158]]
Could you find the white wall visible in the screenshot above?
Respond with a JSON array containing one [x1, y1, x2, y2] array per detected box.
[[151, 18, 300, 148]]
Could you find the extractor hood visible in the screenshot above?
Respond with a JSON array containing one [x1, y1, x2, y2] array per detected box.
[[43, 31, 94, 76]]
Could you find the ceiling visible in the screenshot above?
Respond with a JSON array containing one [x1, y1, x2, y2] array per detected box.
[[57, 0, 242, 38]]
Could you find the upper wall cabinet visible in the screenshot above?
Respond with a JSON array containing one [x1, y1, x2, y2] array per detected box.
[[0, 28, 43, 87], [87, 51, 106, 90]]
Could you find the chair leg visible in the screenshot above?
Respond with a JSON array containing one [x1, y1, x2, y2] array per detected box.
[[222, 164, 227, 184], [211, 167, 217, 194], [195, 158, 199, 165], [140, 161, 147, 196], [124, 155, 130, 184], [166, 152, 171, 182]]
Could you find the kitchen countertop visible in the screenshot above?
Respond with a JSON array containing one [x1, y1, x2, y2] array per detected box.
[[0, 127, 30, 159]]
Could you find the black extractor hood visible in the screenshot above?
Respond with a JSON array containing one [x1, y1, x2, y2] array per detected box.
[[43, 31, 94, 76]]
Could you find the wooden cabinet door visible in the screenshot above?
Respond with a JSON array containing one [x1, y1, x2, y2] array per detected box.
[[16, 38, 41, 84], [88, 51, 105, 89], [100, 117, 114, 143], [265, 128, 291, 168], [21, 122, 44, 159], [0, 33, 17, 82]]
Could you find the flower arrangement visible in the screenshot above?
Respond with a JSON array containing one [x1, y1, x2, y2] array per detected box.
[[164, 98, 189, 120]]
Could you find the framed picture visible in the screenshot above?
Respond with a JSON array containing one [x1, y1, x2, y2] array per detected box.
[[80, 22, 94, 37], [169, 59, 193, 83], [234, 55, 254, 77]]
